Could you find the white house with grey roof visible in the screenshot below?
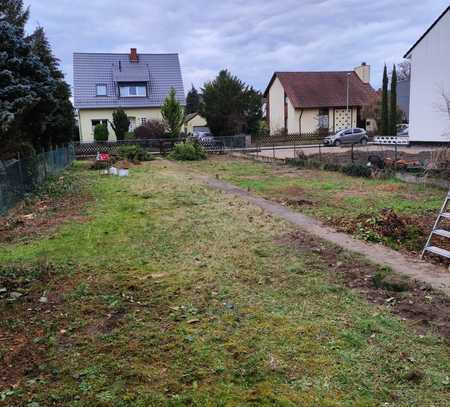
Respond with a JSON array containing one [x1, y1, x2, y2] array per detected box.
[[73, 48, 185, 142]]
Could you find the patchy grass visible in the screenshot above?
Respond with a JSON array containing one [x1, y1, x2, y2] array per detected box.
[[1, 159, 450, 406], [186, 156, 446, 254], [0, 161, 93, 244]]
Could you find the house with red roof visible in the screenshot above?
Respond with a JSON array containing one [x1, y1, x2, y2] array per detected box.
[[263, 64, 377, 135]]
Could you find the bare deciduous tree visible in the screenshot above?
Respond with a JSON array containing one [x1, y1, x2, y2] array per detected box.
[[396, 60, 411, 81]]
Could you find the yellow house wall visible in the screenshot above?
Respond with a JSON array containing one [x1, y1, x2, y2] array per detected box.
[[184, 114, 208, 134], [78, 108, 163, 142]]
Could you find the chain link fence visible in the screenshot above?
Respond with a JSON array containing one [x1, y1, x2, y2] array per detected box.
[[0, 145, 75, 215]]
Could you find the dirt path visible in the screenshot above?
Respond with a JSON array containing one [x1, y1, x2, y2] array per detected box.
[[195, 174, 450, 296]]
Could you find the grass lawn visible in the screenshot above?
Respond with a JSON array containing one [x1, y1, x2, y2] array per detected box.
[[185, 156, 447, 253], [0, 160, 449, 406]]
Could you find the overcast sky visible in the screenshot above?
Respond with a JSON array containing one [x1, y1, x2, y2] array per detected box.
[[25, 0, 448, 94]]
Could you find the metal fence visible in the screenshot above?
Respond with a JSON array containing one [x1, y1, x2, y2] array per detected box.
[[74, 135, 250, 157], [254, 132, 330, 147], [0, 145, 75, 215]]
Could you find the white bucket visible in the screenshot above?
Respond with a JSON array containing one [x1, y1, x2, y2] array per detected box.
[[118, 168, 129, 177], [109, 166, 118, 175]]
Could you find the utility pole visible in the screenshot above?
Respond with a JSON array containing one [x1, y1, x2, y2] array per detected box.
[[346, 72, 351, 128]]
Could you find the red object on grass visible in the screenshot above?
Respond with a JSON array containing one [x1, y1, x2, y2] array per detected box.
[[98, 152, 110, 161]]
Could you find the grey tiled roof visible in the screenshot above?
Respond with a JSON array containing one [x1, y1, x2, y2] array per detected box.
[[73, 52, 185, 109]]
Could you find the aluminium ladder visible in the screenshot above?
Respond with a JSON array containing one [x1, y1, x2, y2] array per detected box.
[[421, 189, 450, 267]]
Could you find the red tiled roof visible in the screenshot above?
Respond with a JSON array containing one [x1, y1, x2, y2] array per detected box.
[[264, 71, 377, 109]]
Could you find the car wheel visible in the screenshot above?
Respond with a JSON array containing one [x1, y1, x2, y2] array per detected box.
[[360, 137, 368, 145], [334, 139, 341, 146]]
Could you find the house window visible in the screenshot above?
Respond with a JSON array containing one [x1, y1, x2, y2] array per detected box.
[[96, 84, 107, 96], [119, 83, 147, 97]]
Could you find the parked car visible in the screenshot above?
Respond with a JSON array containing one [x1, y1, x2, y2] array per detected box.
[[397, 124, 409, 136], [193, 132, 224, 151], [323, 128, 368, 146]]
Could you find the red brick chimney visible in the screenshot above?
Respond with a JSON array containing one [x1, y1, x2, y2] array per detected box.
[[130, 48, 138, 63]]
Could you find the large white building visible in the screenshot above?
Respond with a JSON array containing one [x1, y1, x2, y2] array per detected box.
[[405, 6, 450, 143]]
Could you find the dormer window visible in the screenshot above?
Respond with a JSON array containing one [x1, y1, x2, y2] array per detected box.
[[96, 84, 107, 96], [119, 82, 147, 97]]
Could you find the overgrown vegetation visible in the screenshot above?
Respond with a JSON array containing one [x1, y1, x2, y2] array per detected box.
[[168, 139, 207, 161], [134, 119, 166, 139], [161, 87, 184, 138], [286, 155, 372, 178], [0, 161, 449, 405], [110, 108, 130, 141], [200, 69, 262, 137], [0, 0, 74, 159], [93, 123, 108, 142], [117, 145, 154, 162], [187, 157, 445, 254], [341, 163, 372, 178]]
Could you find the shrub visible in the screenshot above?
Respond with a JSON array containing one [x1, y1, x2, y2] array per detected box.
[[117, 145, 154, 162], [341, 163, 372, 178], [94, 123, 109, 142], [168, 140, 207, 161], [124, 132, 135, 140], [161, 88, 184, 138], [134, 120, 166, 139], [111, 108, 130, 141], [323, 162, 341, 172]]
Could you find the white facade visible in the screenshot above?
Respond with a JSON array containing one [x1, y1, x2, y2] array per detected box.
[[407, 8, 450, 143]]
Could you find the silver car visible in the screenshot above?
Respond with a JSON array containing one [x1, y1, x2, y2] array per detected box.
[[324, 128, 368, 146]]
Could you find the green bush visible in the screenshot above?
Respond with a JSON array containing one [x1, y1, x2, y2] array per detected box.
[[168, 140, 207, 161], [94, 123, 109, 142], [124, 131, 136, 140], [323, 162, 341, 172], [341, 163, 372, 178], [117, 145, 153, 162]]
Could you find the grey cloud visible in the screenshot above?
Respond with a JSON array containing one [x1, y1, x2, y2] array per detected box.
[[26, 0, 449, 95]]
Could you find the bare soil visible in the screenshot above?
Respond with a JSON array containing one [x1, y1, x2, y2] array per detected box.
[[0, 188, 91, 244], [282, 231, 450, 340]]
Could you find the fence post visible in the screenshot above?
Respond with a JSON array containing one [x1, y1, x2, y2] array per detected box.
[[394, 140, 398, 171], [351, 144, 355, 163], [273, 143, 275, 160], [293, 139, 296, 158]]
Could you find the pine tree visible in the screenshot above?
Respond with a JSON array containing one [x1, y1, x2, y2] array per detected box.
[[28, 26, 62, 78], [0, 20, 57, 156], [28, 26, 75, 146], [111, 108, 130, 140], [381, 64, 389, 136], [161, 88, 184, 138], [185, 85, 200, 114], [200, 70, 262, 137], [389, 64, 398, 136], [0, 0, 29, 33]]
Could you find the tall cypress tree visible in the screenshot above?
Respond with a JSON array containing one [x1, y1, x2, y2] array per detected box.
[[389, 64, 398, 136], [381, 64, 389, 136]]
